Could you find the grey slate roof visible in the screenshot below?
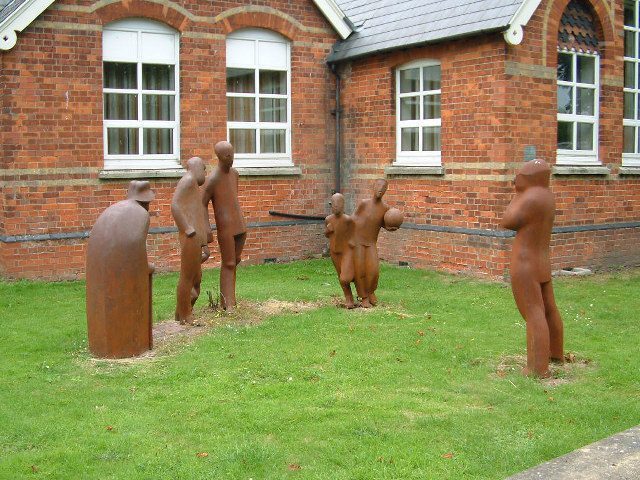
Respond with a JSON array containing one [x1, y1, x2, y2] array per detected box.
[[329, 0, 527, 62], [0, 0, 25, 25]]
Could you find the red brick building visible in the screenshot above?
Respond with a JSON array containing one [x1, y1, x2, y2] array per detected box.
[[1, 0, 639, 279]]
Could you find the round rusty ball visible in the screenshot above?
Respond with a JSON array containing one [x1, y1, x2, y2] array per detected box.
[[384, 208, 403, 231]]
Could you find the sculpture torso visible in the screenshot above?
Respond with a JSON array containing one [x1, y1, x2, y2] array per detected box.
[[326, 213, 355, 254], [173, 173, 208, 245], [203, 166, 246, 236], [353, 198, 389, 246]]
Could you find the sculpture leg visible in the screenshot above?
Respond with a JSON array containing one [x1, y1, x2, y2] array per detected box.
[[353, 244, 370, 307], [541, 280, 564, 362], [191, 262, 203, 307], [340, 248, 356, 308], [365, 246, 380, 306], [511, 276, 550, 377], [218, 232, 245, 312], [176, 237, 200, 324]]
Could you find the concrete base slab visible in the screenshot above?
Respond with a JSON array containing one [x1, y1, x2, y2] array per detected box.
[[506, 426, 640, 479]]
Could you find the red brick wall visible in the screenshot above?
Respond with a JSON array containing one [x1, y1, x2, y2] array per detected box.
[[0, 0, 338, 279]]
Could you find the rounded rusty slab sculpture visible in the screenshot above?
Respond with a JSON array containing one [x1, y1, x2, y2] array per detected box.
[[202, 141, 247, 312], [325, 193, 357, 308], [86, 181, 155, 359], [501, 159, 564, 378], [352, 179, 403, 308], [172, 157, 210, 325]]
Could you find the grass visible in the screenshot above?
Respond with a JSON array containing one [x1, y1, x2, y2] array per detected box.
[[0, 259, 639, 479]]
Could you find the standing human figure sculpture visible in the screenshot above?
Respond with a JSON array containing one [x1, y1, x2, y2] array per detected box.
[[172, 157, 210, 324], [202, 141, 247, 312], [352, 179, 403, 308], [86, 181, 155, 358], [325, 192, 357, 308], [501, 159, 564, 377]]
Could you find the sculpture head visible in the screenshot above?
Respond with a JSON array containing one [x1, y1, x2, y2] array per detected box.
[[373, 179, 388, 200], [330, 192, 345, 215], [515, 159, 551, 193], [127, 180, 155, 211], [186, 156, 206, 186], [215, 141, 234, 169]]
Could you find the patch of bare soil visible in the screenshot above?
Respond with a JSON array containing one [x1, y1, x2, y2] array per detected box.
[[494, 352, 593, 386]]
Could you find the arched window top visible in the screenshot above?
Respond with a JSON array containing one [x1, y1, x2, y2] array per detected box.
[[227, 28, 289, 43], [557, 0, 601, 54], [103, 18, 178, 64]]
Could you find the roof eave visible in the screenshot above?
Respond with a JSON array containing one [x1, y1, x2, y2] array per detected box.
[[1, 0, 56, 50], [503, 0, 542, 46], [311, 0, 352, 40]]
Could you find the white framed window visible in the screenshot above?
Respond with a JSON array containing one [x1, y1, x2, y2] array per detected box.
[[102, 19, 180, 170], [226, 29, 292, 167], [624, 0, 640, 166], [556, 50, 600, 165], [395, 60, 441, 166]]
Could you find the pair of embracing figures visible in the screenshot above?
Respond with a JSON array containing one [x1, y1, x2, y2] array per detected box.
[[325, 179, 403, 309]]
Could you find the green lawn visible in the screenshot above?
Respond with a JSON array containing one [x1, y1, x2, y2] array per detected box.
[[0, 260, 638, 479]]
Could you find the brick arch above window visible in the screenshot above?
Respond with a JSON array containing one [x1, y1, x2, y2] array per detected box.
[[217, 6, 311, 41], [543, 0, 614, 66], [558, 0, 601, 53], [93, 0, 192, 33]]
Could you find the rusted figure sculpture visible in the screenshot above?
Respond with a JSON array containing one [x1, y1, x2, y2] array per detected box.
[[352, 179, 404, 308], [325, 193, 357, 308], [501, 159, 564, 377], [172, 157, 210, 324], [86, 181, 155, 358], [203, 141, 247, 312]]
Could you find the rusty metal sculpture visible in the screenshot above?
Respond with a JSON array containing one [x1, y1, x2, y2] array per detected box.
[[352, 179, 404, 308], [501, 159, 564, 377], [86, 181, 155, 358], [172, 157, 210, 324], [203, 141, 247, 312], [325, 193, 357, 308]]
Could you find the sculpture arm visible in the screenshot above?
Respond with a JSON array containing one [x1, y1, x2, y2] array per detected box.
[[202, 179, 214, 243], [171, 185, 195, 237], [501, 194, 527, 231], [324, 217, 334, 237], [201, 244, 210, 263]]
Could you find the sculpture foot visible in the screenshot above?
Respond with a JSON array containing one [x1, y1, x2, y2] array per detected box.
[[522, 366, 551, 378], [369, 293, 378, 306], [176, 313, 194, 325], [360, 298, 373, 308], [344, 300, 357, 309], [550, 356, 564, 364]]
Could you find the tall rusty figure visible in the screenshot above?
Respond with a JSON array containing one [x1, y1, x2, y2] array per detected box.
[[352, 179, 403, 308], [501, 159, 564, 377], [172, 157, 210, 324], [202, 141, 247, 312], [86, 181, 156, 358], [325, 193, 357, 308]]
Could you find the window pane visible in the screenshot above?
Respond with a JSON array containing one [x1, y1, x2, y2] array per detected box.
[[142, 64, 175, 90], [624, 92, 635, 119], [107, 128, 138, 154], [423, 65, 441, 91], [259, 98, 287, 122], [229, 129, 256, 154], [625, 31, 637, 58], [625, 61, 636, 89], [259, 71, 286, 94], [143, 95, 175, 121], [576, 88, 594, 116], [401, 127, 419, 151], [143, 128, 173, 154], [400, 68, 420, 93], [557, 53, 573, 81], [104, 93, 137, 120], [576, 123, 593, 151], [226, 68, 255, 93], [557, 121, 573, 150], [423, 94, 441, 119], [260, 129, 286, 153], [557, 85, 573, 114], [227, 97, 255, 122], [625, 1, 637, 27], [422, 126, 441, 151], [577, 56, 595, 84], [104, 62, 137, 89], [400, 96, 419, 121], [624, 125, 636, 153]]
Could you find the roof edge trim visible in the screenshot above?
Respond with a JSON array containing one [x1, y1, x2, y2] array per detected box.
[[503, 0, 542, 46], [311, 0, 352, 40], [1, 0, 56, 50]]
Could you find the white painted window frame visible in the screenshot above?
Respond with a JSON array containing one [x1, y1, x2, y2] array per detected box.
[[556, 50, 600, 166], [226, 29, 293, 168], [623, 0, 640, 167], [395, 60, 442, 167], [102, 19, 180, 171]]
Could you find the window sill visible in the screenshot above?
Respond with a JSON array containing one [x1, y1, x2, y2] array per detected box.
[[385, 165, 444, 176], [99, 168, 186, 180], [619, 166, 640, 175], [236, 166, 302, 177], [552, 165, 610, 176]]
